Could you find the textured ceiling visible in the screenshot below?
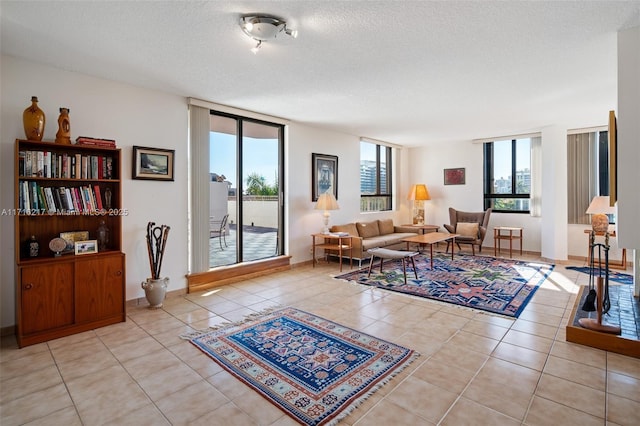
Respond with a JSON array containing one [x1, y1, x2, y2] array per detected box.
[[2, 1, 639, 147]]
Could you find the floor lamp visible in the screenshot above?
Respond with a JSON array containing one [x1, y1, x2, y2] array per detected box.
[[315, 192, 339, 234], [407, 184, 430, 225]]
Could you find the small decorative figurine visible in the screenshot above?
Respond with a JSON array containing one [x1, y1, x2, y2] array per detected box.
[[28, 235, 39, 257], [97, 220, 110, 251], [55, 107, 71, 144], [104, 187, 112, 209]]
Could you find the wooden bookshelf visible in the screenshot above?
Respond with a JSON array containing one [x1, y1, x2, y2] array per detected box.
[[14, 139, 125, 347]]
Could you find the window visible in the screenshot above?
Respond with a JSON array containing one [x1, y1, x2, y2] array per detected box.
[[483, 138, 531, 212], [360, 141, 392, 212], [567, 130, 609, 224]]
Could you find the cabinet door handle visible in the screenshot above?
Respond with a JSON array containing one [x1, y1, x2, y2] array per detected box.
[[115, 270, 122, 277], [24, 283, 33, 290]]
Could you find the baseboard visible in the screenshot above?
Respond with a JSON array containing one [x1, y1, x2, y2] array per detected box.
[[1, 325, 16, 337], [186, 255, 292, 293]]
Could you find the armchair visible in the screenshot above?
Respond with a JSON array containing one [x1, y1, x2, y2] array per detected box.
[[444, 208, 492, 255]]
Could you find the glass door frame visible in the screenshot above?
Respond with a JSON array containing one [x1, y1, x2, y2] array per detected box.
[[210, 110, 285, 265]]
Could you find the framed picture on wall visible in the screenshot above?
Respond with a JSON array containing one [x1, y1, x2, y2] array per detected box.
[[312, 153, 338, 201], [132, 146, 175, 181], [444, 168, 465, 185]]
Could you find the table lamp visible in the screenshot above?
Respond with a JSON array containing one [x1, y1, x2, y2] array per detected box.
[[407, 184, 430, 225], [315, 191, 339, 234], [586, 196, 615, 233]]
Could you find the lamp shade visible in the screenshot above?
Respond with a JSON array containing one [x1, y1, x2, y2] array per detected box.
[[407, 184, 431, 201], [586, 196, 616, 215], [315, 192, 339, 211]]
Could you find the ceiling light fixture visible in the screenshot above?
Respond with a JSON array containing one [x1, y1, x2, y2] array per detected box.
[[250, 40, 262, 54], [240, 14, 298, 53]]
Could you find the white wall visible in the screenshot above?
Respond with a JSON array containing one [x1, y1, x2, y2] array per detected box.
[[407, 140, 542, 253], [617, 25, 640, 249], [285, 125, 411, 264], [0, 55, 415, 328], [616, 25, 640, 295], [1, 55, 189, 328], [406, 135, 628, 263], [540, 125, 568, 261], [1, 51, 630, 329]]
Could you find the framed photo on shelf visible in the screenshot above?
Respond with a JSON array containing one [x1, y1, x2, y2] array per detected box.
[[444, 168, 466, 185], [75, 240, 98, 255], [312, 153, 338, 201], [60, 230, 89, 254], [132, 146, 175, 181]]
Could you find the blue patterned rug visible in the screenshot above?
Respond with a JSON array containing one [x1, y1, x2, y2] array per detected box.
[[336, 253, 554, 318], [187, 307, 418, 425], [565, 266, 633, 285]]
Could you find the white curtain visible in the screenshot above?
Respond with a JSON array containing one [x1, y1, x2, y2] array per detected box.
[[529, 136, 542, 217], [189, 104, 211, 273]]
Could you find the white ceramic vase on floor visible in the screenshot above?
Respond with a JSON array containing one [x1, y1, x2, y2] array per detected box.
[[141, 277, 168, 308]]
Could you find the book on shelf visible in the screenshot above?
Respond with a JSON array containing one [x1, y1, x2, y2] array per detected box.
[[94, 185, 104, 210], [17, 149, 115, 180], [18, 181, 109, 213], [76, 136, 117, 148], [327, 232, 350, 237]]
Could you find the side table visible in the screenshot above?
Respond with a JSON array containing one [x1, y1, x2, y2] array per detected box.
[[312, 234, 353, 272], [494, 227, 523, 258]]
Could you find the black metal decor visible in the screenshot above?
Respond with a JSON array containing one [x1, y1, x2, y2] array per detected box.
[[581, 231, 598, 311], [581, 231, 611, 313], [578, 231, 620, 334], [146, 222, 170, 280]]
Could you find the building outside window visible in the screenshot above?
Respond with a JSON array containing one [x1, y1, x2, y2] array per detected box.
[[360, 140, 392, 212], [483, 138, 531, 213]]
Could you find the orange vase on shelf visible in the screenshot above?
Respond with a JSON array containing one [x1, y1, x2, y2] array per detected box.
[[23, 96, 46, 141]]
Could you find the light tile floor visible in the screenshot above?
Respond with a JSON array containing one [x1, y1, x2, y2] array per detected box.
[[2, 252, 639, 425]]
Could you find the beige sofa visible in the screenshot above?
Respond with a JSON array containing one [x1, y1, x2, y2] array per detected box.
[[330, 219, 420, 264]]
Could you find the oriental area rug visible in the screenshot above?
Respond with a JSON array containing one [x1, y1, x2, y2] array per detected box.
[[336, 253, 554, 318], [186, 307, 418, 426]]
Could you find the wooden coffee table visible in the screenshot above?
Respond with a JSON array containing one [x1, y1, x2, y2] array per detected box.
[[402, 232, 458, 269]]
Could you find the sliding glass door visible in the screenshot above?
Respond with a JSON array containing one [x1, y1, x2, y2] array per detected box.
[[209, 112, 283, 268]]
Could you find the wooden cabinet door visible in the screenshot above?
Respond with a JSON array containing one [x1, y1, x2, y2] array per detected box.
[[20, 263, 74, 334], [75, 254, 124, 323]]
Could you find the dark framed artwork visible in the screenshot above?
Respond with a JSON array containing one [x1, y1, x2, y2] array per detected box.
[[312, 153, 338, 201], [444, 168, 465, 185], [132, 146, 175, 181]]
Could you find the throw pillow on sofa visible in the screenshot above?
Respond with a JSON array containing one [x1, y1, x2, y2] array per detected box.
[[378, 219, 395, 235], [456, 222, 479, 238], [356, 221, 380, 238]]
